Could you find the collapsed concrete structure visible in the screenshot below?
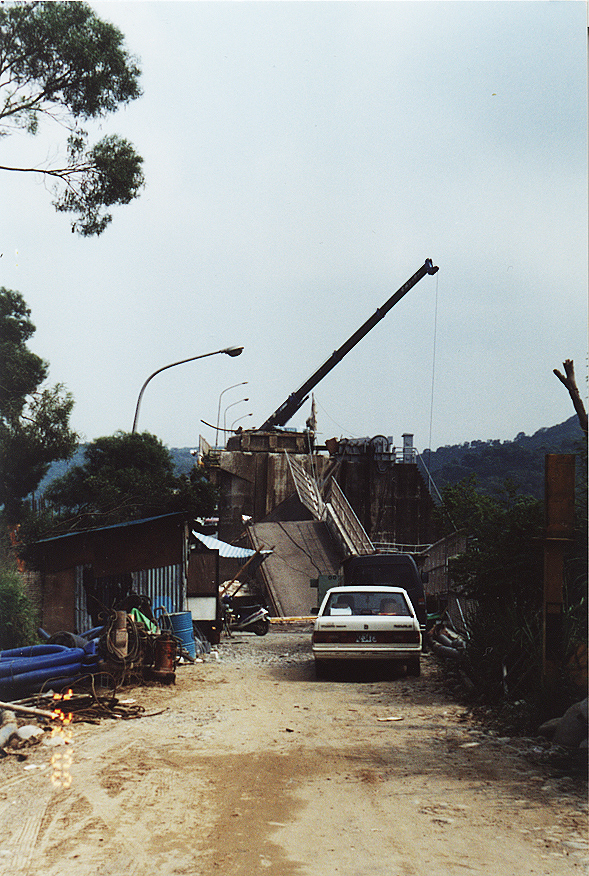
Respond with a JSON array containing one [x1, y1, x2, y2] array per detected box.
[[205, 428, 443, 616], [210, 429, 441, 547]]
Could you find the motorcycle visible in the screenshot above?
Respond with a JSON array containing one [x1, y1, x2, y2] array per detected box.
[[221, 594, 270, 636]]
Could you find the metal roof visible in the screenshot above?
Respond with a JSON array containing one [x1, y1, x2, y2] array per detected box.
[[34, 513, 185, 545], [191, 530, 262, 559]]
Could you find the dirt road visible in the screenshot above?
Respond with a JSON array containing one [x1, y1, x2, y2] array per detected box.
[[1, 627, 587, 876]]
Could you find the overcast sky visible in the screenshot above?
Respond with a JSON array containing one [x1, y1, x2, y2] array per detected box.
[[1, 0, 586, 453]]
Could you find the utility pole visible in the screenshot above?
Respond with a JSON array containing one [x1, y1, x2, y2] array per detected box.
[[542, 454, 575, 699]]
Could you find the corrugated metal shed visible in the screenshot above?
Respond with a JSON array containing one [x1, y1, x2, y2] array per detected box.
[[75, 563, 184, 631], [35, 513, 182, 544], [32, 514, 189, 634]]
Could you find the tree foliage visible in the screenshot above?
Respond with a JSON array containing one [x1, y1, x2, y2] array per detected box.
[[437, 472, 587, 724], [43, 431, 218, 531], [0, 287, 78, 524], [0, 0, 144, 234], [440, 476, 544, 611], [0, 287, 46, 416], [424, 417, 582, 500], [0, 563, 38, 649]]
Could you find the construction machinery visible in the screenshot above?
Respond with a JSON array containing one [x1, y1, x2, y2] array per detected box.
[[258, 258, 439, 432]]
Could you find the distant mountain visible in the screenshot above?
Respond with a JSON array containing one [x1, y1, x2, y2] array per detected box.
[[421, 416, 585, 499], [36, 445, 199, 494], [168, 447, 200, 476], [36, 448, 86, 491], [36, 416, 585, 502]]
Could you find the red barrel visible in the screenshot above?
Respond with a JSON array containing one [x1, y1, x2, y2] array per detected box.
[[154, 634, 176, 672]]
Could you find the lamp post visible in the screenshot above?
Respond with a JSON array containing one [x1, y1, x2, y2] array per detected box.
[[215, 381, 248, 447], [132, 345, 243, 433], [231, 413, 253, 431], [223, 397, 248, 437]]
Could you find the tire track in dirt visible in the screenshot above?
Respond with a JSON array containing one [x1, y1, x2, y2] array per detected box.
[[7, 792, 50, 875], [1, 631, 586, 876], [25, 747, 211, 875]]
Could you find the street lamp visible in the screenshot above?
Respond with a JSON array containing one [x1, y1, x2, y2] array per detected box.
[[215, 380, 248, 447], [132, 345, 243, 433], [223, 397, 249, 436], [230, 413, 253, 431]]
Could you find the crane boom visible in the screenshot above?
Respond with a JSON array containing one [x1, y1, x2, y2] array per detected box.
[[259, 258, 439, 432]]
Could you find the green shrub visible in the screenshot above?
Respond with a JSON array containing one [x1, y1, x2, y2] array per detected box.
[[0, 565, 39, 650], [462, 593, 585, 734]]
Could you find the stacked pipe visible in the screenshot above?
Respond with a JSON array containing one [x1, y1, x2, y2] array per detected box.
[[0, 642, 101, 700]]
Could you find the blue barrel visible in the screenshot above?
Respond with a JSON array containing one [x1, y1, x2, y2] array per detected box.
[[169, 611, 196, 659]]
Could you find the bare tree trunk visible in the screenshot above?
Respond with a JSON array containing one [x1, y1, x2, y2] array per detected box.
[[553, 359, 588, 434]]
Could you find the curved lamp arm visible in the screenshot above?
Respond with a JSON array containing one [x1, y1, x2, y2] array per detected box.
[[231, 413, 253, 431], [223, 397, 249, 434], [215, 380, 248, 446], [132, 345, 243, 433]]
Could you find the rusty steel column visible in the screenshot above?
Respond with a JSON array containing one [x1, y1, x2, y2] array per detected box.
[[543, 454, 575, 691]]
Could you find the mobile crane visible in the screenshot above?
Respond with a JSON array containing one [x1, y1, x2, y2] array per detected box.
[[258, 258, 439, 432]]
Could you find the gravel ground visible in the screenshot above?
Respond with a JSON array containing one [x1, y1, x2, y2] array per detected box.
[[1, 627, 586, 876]]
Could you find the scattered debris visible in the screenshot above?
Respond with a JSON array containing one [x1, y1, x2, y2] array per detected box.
[[15, 725, 45, 741], [539, 698, 588, 750], [0, 699, 58, 720], [0, 596, 206, 708], [0, 720, 18, 749], [427, 613, 467, 661], [0, 595, 224, 765]]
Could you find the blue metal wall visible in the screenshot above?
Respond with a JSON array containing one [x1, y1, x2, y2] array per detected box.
[[75, 564, 185, 632]]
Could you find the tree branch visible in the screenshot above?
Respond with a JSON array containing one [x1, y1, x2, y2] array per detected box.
[[0, 161, 94, 177], [553, 359, 588, 434], [0, 1, 144, 235]]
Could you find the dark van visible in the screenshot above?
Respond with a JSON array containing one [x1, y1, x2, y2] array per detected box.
[[341, 553, 427, 631]]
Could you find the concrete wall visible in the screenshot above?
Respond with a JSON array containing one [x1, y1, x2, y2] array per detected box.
[[41, 569, 76, 634], [217, 450, 331, 543], [334, 460, 440, 548], [215, 432, 441, 549]]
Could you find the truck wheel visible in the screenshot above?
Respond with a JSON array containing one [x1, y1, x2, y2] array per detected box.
[[253, 618, 269, 636], [315, 659, 329, 679], [407, 658, 421, 677]]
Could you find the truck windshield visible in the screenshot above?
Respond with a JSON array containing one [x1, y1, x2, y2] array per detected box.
[[324, 591, 411, 617]]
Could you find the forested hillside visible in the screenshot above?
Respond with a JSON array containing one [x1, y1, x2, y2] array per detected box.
[[422, 415, 584, 498]]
